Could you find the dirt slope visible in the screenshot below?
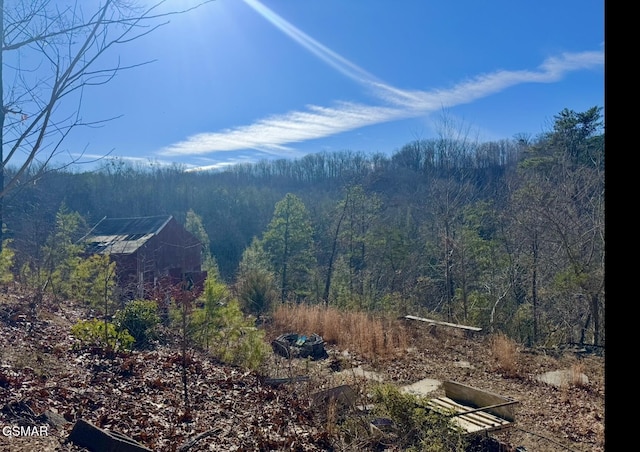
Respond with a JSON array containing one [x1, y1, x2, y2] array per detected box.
[[365, 321, 605, 451], [0, 294, 605, 451]]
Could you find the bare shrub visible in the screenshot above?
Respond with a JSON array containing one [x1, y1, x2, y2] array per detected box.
[[490, 333, 519, 377], [325, 398, 338, 436]]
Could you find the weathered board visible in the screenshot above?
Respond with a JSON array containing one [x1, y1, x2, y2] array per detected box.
[[68, 419, 152, 452], [427, 381, 518, 434], [264, 376, 310, 386], [428, 397, 513, 433], [312, 385, 357, 408], [443, 381, 517, 422], [404, 315, 483, 332]]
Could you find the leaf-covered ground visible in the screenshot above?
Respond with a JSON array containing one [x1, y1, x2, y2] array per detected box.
[[0, 293, 605, 451]]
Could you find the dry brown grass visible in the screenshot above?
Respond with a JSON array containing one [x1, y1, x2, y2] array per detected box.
[[325, 398, 338, 436], [569, 361, 587, 387], [270, 304, 408, 360], [490, 333, 519, 377]]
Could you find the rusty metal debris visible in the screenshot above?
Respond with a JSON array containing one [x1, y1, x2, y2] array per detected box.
[[271, 333, 328, 360]]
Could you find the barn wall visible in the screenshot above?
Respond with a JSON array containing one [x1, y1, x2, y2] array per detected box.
[[152, 217, 202, 274], [108, 217, 204, 299]]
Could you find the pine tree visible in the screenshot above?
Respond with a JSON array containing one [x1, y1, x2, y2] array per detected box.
[[261, 193, 316, 302]]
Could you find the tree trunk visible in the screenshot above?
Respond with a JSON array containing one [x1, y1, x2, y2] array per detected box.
[[531, 235, 539, 344], [591, 293, 600, 346], [444, 220, 454, 322], [323, 202, 347, 305], [280, 206, 290, 303], [0, 0, 5, 254]]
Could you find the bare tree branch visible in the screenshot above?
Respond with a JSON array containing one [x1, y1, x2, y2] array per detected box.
[[0, 0, 216, 251]]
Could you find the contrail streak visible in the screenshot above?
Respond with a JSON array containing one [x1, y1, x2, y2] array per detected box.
[[241, 0, 413, 105], [158, 1, 603, 159]]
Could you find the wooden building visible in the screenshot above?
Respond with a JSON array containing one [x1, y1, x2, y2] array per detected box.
[[83, 215, 207, 299]]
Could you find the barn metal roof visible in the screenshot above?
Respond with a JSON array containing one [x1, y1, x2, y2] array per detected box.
[[83, 215, 173, 255]]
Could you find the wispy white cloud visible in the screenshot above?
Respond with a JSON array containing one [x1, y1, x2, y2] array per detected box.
[[74, 153, 195, 169], [184, 161, 242, 172], [157, 0, 604, 159], [160, 102, 408, 156], [184, 151, 283, 172], [400, 49, 604, 110]]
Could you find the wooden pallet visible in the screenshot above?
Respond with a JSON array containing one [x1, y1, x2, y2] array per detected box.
[[427, 381, 518, 434], [428, 396, 513, 433]]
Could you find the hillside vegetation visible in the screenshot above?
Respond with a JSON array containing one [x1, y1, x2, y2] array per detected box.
[[0, 291, 604, 451], [0, 106, 605, 450], [3, 107, 604, 350]]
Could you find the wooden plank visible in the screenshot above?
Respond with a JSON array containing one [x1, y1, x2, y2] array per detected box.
[[68, 419, 152, 452], [427, 397, 512, 434], [404, 315, 482, 332], [428, 400, 510, 433], [264, 376, 310, 386], [434, 398, 508, 424], [449, 400, 520, 418], [312, 385, 357, 408], [443, 381, 517, 422], [451, 415, 510, 434], [426, 381, 519, 435]]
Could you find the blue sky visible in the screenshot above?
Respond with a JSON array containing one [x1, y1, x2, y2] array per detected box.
[[63, 0, 604, 172]]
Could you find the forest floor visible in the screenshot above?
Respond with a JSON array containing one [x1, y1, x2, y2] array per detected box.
[[0, 292, 605, 451]]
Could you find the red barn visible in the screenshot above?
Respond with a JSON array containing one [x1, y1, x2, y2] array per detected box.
[[83, 215, 207, 299]]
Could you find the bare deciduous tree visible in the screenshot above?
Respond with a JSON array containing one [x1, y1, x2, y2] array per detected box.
[[0, 0, 213, 251]]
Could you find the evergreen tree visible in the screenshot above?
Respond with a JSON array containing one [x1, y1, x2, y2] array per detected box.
[[261, 193, 316, 302], [236, 238, 277, 316], [185, 208, 219, 276], [35, 204, 86, 301]]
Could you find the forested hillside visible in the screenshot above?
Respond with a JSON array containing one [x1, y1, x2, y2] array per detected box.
[[2, 106, 604, 348]]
